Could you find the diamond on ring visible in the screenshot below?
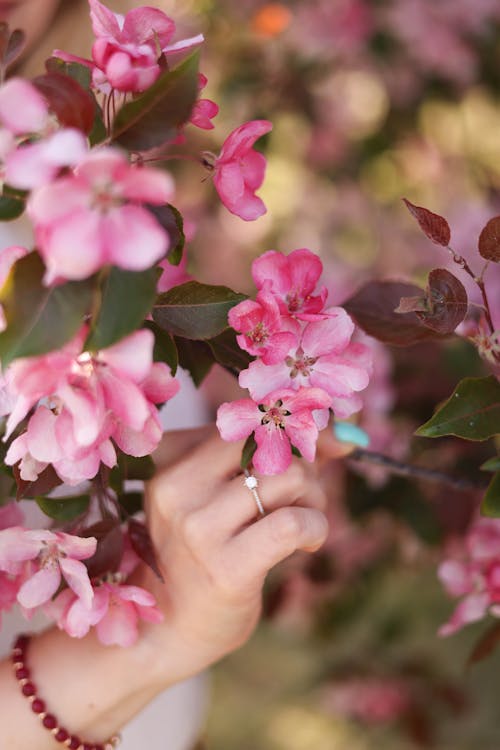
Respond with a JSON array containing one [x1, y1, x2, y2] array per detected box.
[[244, 475, 258, 490], [243, 470, 265, 517]]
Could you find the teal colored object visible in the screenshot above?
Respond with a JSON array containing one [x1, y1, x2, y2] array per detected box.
[[333, 421, 370, 448]]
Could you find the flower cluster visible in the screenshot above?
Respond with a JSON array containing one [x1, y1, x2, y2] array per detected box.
[[3, 327, 178, 485], [438, 519, 500, 636], [0, 0, 277, 645], [58, 0, 204, 94], [0, 508, 162, 646], [217, 248, 372, 474]]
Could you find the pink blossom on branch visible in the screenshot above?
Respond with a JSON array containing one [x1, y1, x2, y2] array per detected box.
[[0, 528, 96, 612], [239, 312, 372, 418], [252, 248, 328, 320], [228, 290, 300, 364], [48, 579, 163, 647], [0, 78, 88, 191], [60, 0, 204, 93], [438, 519, 500, 636], [189, 73, 219, 130], [213, 120, 273, 221], [28, 148, 174, 283], [217, 387, 331, 475], [4, 328, 179, 485]]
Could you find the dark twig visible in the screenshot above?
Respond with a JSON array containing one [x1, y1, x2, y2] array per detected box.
[[348, 448, 487, 492]]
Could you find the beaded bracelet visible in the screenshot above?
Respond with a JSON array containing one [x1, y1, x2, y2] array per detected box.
[[12, 633, 121, 750]]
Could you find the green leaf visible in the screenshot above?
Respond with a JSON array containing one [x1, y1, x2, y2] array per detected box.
[[148, 204, 185, 266], [416, 376, 500, 441], [118, 491, 144, 518], [207, 328, 252, 374], [153, 281, 247, 340], [112, 52, 199, 151], [241, 434, 257, 470], [109, 453, 155, 494], [175, 336, 213, 386], [143, 320, 178, 373], [36, 494, 90, 522], [481, 456, 500, 472], [0, 252, 94, 367], [481, 473, 500, 517], [46, 56, 92, 89], [0, 193, 25, 220], [85, 266, 158, 351]]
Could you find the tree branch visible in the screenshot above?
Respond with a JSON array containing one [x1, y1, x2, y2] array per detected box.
[[348, 448, 487, 492]]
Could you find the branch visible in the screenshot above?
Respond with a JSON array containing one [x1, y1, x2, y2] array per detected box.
[[348, 448, 487, 492]]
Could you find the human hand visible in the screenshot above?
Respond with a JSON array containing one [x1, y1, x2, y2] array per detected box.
[[133, 426, 329, 686]]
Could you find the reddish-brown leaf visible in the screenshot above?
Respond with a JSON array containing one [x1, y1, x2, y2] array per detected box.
[[4, 28, 25, 68], [416, 268, 468, 334], [14, 464, 62, 500], [32, 72, 95, 134], [82, 519, 124, 578], [478, 216, 500, 262], [343, 281, 445, 346], [128, 518, 165, 582], [394, 295, 428, 314], [403, 198, 451, 246], [467, 621, 500, 666]]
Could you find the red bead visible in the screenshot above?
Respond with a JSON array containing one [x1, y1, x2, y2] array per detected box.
[[83, 744, 94, 750], [15, 666, 30, 680], [14, 634, 29, 651], [42, 713, 57, 730], [55, 728, 69, 742], [21, 681, 35, 696], [68, 736, 82, 749], [94, 745, 104, 750], [31, 698, 45, 714]]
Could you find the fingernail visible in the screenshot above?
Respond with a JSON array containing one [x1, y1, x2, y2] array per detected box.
[[333, 421, 370, 448]]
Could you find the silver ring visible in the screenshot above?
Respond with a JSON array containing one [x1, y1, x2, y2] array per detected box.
[[243, 470, 265, 517]]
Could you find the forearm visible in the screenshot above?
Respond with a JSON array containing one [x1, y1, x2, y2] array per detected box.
[[0, 624, 171, 749]]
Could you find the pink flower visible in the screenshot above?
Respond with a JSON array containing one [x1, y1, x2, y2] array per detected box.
[[213, 120, 273, 221], [438, 519, 500, 636], [189, 74, 219, 130], [0, 528, 96, 611], [228, 291, 299, 364], [4, 328, 179, 484], [49, 579, 163, 646], [81, 0, 203, 93], [217, 386, 331, 475], [28, 148, 174, 283], [0, 501, 24, 530], [157, 252, 191, 293], [0, 78, 49, 135], [239, 312, 372, 418], [252, 249, 328, 319], [0, 572, 20, 625], [322, 677, 410, 725], [5, 129, 88, 191], [0, 78, 88, 190]]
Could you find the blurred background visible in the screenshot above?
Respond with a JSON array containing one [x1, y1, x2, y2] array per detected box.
[[29, 1, 500, 747], [172, 2, 500, 748]]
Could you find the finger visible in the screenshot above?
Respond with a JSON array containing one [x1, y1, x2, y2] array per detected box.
[[190, 463, 327, 541], [148, 433, 247, 515], [152, 424, 217, 469], [225, 506, 329, 589]]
